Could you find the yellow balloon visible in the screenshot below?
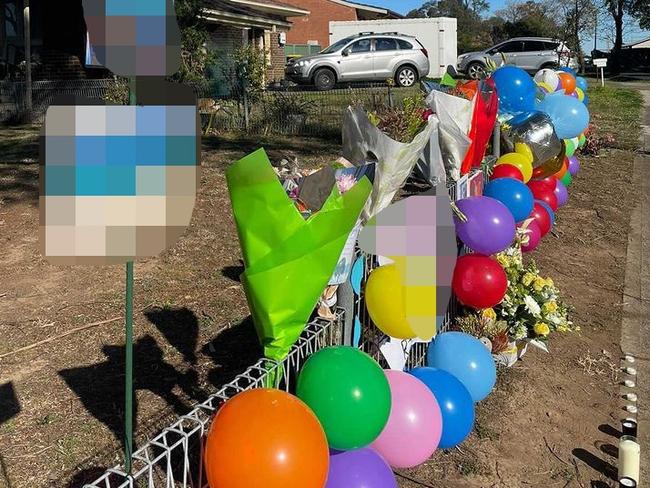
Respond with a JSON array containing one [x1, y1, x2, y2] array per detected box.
[[496, 152, 533, 182], [365, 264, 417, 340], [514, 143, 534, 163], [575, 87, 585, 102]]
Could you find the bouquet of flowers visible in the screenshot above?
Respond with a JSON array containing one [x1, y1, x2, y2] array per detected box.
[[454, 245, 575, 366], [495, 246, 575, 344]]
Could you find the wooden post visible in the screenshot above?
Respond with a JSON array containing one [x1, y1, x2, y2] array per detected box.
[[23, 0, 32, 113]]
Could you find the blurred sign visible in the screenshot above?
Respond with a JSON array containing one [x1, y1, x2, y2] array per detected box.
[[594, 58, 608, 67]]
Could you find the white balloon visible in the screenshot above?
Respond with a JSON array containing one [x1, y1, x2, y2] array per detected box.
[[534, 69, 560, 92]]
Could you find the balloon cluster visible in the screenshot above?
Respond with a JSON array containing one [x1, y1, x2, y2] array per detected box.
[[451, 65, 586, 309], [203, 344, 495, 488]]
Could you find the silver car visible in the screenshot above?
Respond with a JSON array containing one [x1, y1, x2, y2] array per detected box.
[[285, 33, 430, 91], [457, 37, 577, 79]]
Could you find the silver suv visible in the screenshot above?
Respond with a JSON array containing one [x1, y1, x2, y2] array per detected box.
[[457, 37, 577, 79], [285, 33, 430, 91]]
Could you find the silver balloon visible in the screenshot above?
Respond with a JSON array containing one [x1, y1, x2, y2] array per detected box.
[[502, 111, 562, 167]]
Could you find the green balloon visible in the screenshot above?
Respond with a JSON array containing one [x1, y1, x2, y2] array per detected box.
[[565, 139, 576, 157], [296, 346, 391, 450], [579, 134, 586, 147], [561, 172, 573, 186]]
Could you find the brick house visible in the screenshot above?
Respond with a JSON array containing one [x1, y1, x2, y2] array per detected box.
[[0, 0, 307, 85], [285, 0, 401, 55]]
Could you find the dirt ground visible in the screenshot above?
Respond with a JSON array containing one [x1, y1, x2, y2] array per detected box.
[[0, 84, 643, 488]]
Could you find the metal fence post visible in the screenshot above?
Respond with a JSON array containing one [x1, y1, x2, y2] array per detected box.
[[243, 90, 250, 131], [23, 0, 32, 115], [387, 83, 394, 109], [492, 120, 501, 158]]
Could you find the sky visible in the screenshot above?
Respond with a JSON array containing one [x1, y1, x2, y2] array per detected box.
[[369, 0, 650, 47]]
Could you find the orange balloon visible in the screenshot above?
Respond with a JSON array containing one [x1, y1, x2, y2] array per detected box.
[[205, 389, 329, 488], [554, 159, 569, 179], [557, 72, 576, 94]]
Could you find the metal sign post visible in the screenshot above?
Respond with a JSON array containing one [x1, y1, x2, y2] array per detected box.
[[594, 58, 608, 87]]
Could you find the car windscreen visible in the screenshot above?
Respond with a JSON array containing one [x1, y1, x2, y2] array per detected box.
[[321, 37, 354, 54]]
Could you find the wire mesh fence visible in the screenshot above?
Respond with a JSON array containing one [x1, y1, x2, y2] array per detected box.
[[205, 84, 421, 138], [83, 313, 343, 488], [0, 78, 421, 138], [0, 79, 117, 123]]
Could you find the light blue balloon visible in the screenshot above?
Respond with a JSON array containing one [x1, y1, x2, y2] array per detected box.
[[575, 76, 588, 92], [427, 332, 497, 402], [410, 367, 475, 449], [492, 65, 537, 114], [537, 93, 590, 139]]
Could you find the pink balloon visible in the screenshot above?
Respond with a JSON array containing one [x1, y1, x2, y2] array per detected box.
[[520, 220, 542, 253], [371, 370, 442, 468]]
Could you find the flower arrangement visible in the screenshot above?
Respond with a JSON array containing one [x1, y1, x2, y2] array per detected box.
[[454, 245, 575, 365], [495, 246, 575, 343]]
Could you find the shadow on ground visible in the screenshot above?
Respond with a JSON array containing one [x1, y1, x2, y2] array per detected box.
[[145, 306, 200, 365], [0, 382, 20, 425], [201, 315, 262, 388], [58, 335, 207, 452]]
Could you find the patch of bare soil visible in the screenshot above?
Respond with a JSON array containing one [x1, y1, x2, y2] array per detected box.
[[0, 134, 339, 488], [398, 148, 636, 488]]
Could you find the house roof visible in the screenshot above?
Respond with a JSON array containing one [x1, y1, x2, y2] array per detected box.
[[228, 0, 310, 16], [623, 36, 650, 48], [328, 0, 402, 18], [202, 0, 309, 29]]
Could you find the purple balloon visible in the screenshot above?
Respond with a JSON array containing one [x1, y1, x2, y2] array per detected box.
[[326, 448, 397, 488], [554, 180, 569, 207], [567, 156, 580, 177], [454, 196, 516, 256]]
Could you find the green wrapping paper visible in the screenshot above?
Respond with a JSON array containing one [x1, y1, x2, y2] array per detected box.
[[227, 148, 372, 360]]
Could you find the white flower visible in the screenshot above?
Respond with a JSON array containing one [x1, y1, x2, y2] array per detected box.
[[524, 295, 541, 317], [547, 314, 562, 325]]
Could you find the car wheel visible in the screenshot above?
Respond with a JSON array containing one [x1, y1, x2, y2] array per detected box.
[[314, 68, 336, 91], [396, 65, 418, 87], [467, 62, 486, 80]]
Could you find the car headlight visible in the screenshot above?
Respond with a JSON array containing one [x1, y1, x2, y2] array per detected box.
[[297, 60, 312, 68]]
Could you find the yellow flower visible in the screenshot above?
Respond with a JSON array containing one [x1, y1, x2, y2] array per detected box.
[[522, 273, 535, 286], [542, 301, 558, 314], [545, 278, 554, 288], [496, 254, 509, 267], [481, 308, 497, 321], [534, 322, 550, 336], [533, 277, 546, 291]]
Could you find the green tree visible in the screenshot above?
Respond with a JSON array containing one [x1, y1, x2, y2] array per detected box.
[[602, 0, 650, 73], [172, 0, 214, 87]]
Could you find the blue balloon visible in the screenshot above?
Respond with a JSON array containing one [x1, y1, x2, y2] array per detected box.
[[558, 66, 578, 78], [427, 332, 497, 402], [583, 94, 589, 105], [537, 199, 556, 226], [483, 178, 534, 223], [491, 66, 537, 113], [410, 367, 475, 449], [537, 93, 590, 139], [575, 76, 588, 92]]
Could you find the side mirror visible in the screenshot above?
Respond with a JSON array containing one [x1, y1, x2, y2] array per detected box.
[[342, 49, 350, 57]]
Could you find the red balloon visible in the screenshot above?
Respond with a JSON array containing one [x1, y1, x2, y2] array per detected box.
[[527, 181, 559, 212], [491, 164, 524, 182], [529, 176, 558, 192], [530, 202, 552, 236], [452, 254, 508, 310], [520, 220, 542, 253]]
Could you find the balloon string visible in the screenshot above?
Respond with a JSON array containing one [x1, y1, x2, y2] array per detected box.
[[450, 201, 468, 223]]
